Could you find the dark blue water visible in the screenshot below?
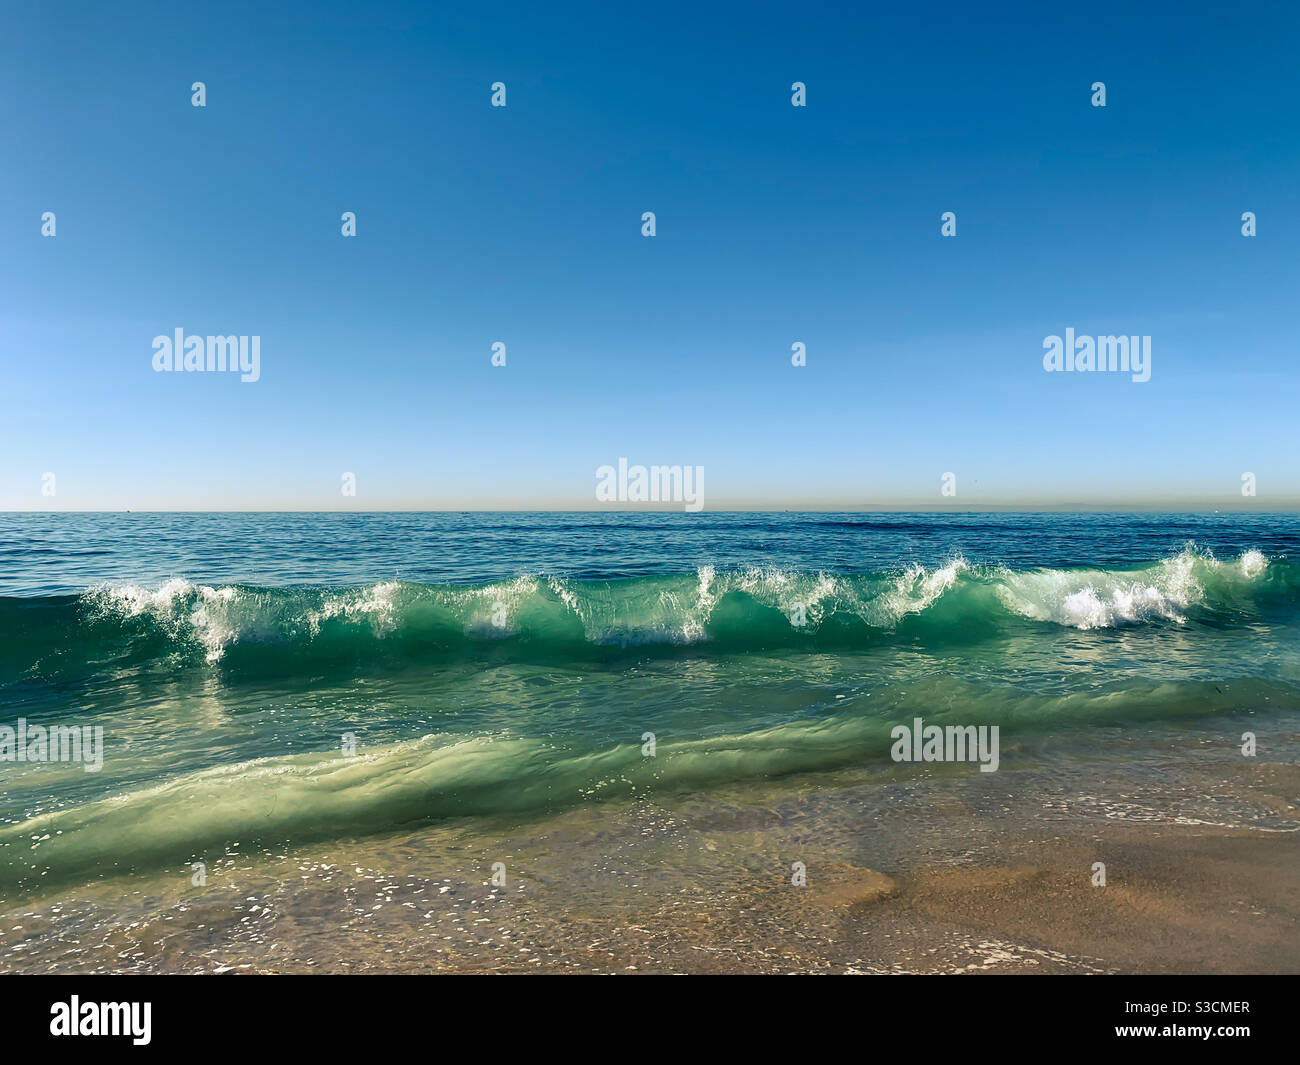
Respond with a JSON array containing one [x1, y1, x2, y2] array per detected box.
[[3, 511, 1299, 594]]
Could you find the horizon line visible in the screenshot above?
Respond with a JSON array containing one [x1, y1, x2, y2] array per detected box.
[[5, 504, 1299, 516]]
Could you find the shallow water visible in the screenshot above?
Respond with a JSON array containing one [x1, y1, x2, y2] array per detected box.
[[1, 512, 1298, 970]]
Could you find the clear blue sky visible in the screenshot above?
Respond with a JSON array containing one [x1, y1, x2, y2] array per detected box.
[[2, 1, 1298, 510]]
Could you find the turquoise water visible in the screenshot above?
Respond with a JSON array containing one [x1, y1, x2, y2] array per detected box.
[[2, 512, 1299, 898]]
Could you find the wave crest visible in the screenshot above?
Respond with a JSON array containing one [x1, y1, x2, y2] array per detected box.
[[56, 546, 1291, 662]]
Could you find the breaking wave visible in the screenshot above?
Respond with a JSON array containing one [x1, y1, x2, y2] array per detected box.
[[0, 547, 1291, 673]]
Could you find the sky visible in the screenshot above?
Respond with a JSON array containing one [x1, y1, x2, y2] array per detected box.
[[2, 0, 1298, 511]]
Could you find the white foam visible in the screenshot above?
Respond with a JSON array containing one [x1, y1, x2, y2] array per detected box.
[[308, 581, 403, 637], [995, 547, 1270, 630], [1240, 549, 1267, 578], [88, 579, 243, 661]]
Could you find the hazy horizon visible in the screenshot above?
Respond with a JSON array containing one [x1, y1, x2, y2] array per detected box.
[[10, 501, 1300, 514]]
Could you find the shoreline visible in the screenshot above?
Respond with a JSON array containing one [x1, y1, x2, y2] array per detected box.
[[4, 744, 1296, 975]]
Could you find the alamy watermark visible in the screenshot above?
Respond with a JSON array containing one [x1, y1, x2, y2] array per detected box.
[[596, 458, 704, 512], [1, 718, 103, 772], [50, 997, 150, 1045], [152, 328, 261, 382], [1043, 328, 1150, 382], [890, 716, 999, 773]]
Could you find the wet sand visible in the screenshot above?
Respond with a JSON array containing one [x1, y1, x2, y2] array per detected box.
[[3, 727, 1296, 974]]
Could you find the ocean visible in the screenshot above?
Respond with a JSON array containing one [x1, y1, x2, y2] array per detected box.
[[2, 511, 1298, 973]]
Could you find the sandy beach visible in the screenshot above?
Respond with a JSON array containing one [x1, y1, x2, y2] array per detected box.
[[5, 722, 1295, 974]]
